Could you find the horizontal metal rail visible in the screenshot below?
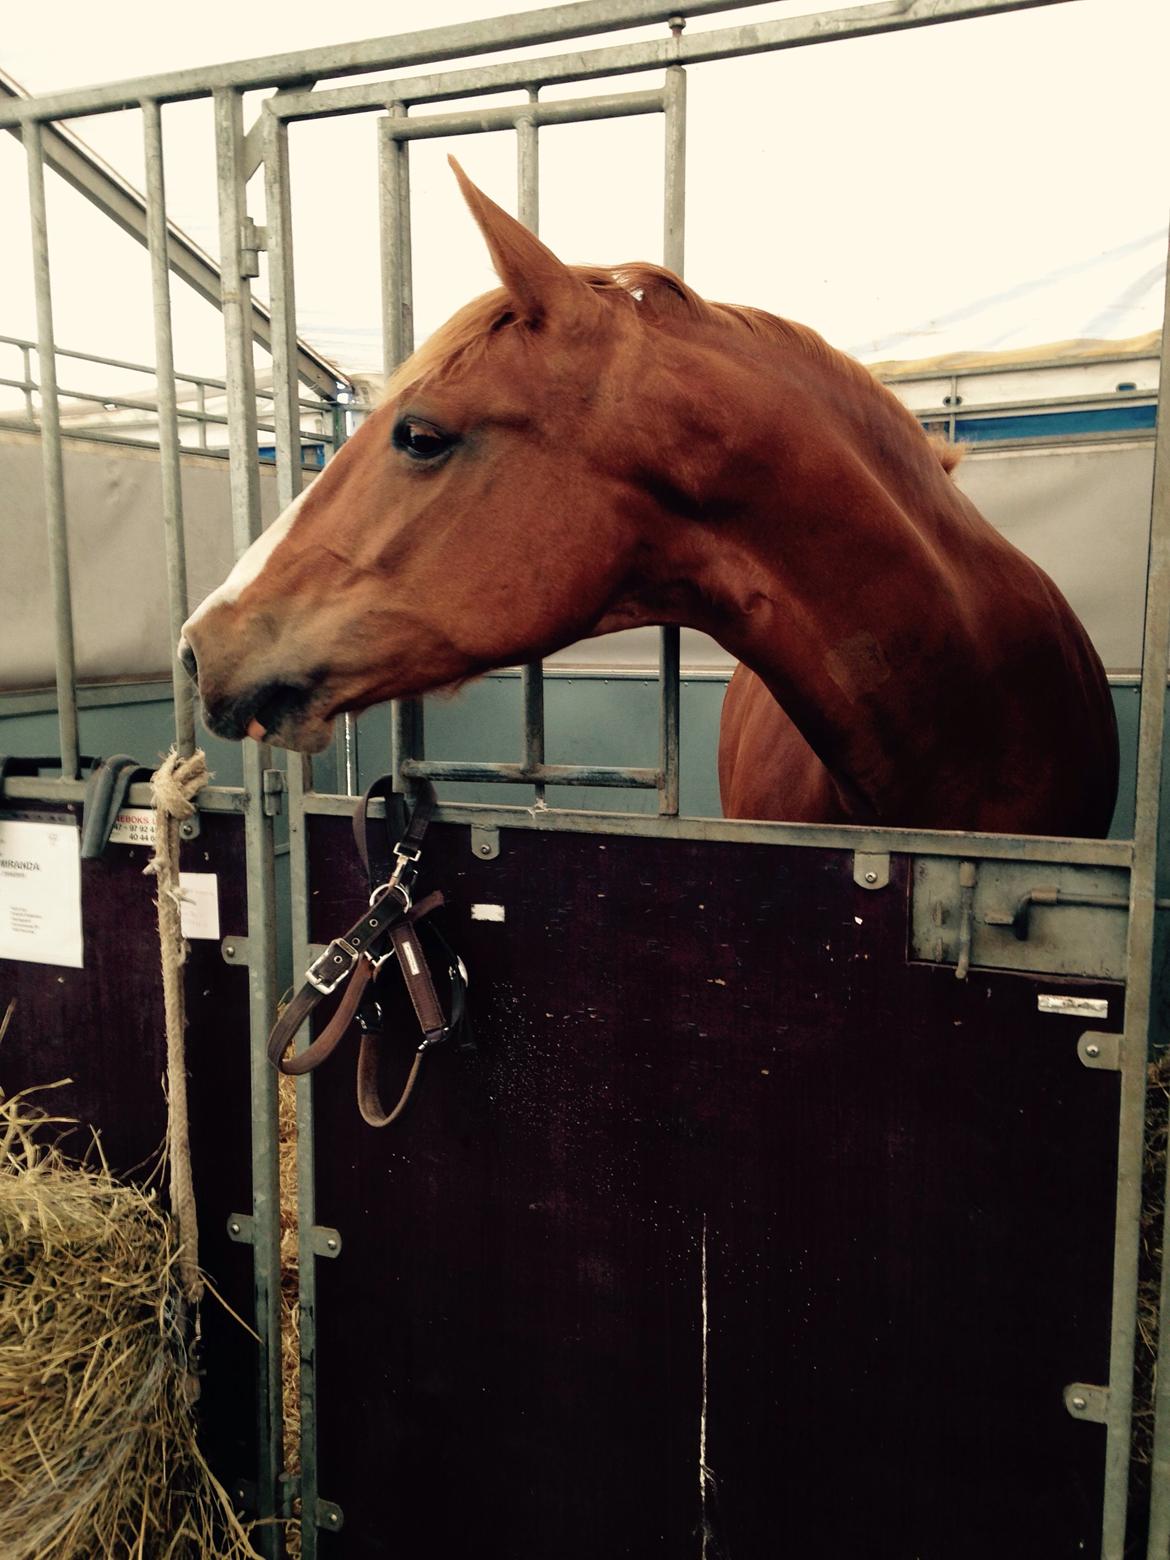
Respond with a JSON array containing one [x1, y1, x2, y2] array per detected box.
[[0, 382, 331, 438], [382, 87, 664, 141], [0, 0, 772, 123], [265, 0, 1080, 122], [400, 758, 660, 788], [299, 787, 1136, 869]]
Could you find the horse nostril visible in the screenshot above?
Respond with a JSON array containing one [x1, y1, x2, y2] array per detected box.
[[178, 637, 198, 682]]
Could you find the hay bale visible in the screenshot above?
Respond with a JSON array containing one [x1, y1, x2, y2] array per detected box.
[[0, 1084, 262, 1559]]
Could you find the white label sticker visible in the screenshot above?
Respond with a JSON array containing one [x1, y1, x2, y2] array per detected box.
[[471, 903, 506, 923], [179, 872, 221, 940], [109, 806, 156, 847], [1038, 994, 1109, 1019], [0, 818, 83, 968]]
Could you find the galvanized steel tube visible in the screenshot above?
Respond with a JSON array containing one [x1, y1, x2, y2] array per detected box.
[[382, 104, 422, 790], [212, 85, 283, 1560], [261, 109, 304, 514], [25, 120, 80, 779], [142, 99, 195, 756], [1139, 227, 1170, 1560], [517, 96, 547, 804], [658, 61, 687, 816]]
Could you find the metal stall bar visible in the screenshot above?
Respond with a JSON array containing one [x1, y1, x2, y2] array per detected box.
[[1139, 225, 1170, 1560], [212, 86, 284, 1559], [142, 99, 195, 757], [517, 92, 546, 806], [262, 111, 304, 515], [659, 58, 686, 815], [380, 102, 425, 794], [24, 119, 80, 779]]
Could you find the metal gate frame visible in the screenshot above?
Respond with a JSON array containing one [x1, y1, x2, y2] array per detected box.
[[2, 2, 1168, 1556]]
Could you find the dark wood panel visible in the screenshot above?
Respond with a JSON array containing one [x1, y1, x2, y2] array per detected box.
[[0, 803, 257, 1490], [308, 820, 1122, 1559]]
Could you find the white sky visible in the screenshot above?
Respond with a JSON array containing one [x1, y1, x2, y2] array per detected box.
[[1, 0, 1167, 405]]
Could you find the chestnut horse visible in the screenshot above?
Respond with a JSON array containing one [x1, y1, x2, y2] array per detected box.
[[180, 160, 1118, 836]]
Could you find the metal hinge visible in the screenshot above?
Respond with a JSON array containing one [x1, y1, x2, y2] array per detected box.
[[262, 768, 285, 817], [240, 217, 267, 278]]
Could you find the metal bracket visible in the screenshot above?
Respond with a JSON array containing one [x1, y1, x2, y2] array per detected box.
[[853, 851, 889, 891], [227, 1212, 254, 1244], [1078, 1031, 1123, 1072], [1064, 1382, 1110, 1423], [471, 825, 500, 861], [310, 1225, 342, 1258], [222, 936, 251, 967], [315, 1499, 345, 1532], [240, 216, 267, 277], [261, 767, 285, 817]]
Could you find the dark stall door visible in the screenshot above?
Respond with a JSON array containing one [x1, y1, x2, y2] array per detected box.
[[308, 822, 1121, 1559]]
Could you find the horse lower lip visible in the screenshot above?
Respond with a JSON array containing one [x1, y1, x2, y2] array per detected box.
[[246, 719, 268, 742]]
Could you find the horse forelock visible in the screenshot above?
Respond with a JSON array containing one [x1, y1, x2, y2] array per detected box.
[[381, 264, 959, 477]]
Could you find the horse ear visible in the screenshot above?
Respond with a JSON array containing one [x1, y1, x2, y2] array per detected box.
[[449, 156, 597, 328]]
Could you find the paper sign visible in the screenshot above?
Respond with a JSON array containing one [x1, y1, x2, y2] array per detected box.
[[109, 806, 156, 847], [179, 872, 220, 941], [0, 818, 83, 969]]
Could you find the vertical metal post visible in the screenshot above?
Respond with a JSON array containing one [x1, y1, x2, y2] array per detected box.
[[196, 380, 208, 448], [213, 85, 283, 1560], [517, 92, 547, 805], [262, 108, 303, 516], [142, 98, 195, 758], [381, 104, 422, 792], [25, 119, 80, 779], [1138, 226, 1170, 1560], [658, 60, 687, 816]]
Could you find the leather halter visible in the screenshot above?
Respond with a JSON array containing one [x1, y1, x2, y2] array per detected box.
[[267, 779, 471, 1126]]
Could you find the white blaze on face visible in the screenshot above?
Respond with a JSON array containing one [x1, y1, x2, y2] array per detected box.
[[184, 484, 311, 630]]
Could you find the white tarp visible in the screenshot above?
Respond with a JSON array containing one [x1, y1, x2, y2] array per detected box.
[[0, 426, 1154, 690]]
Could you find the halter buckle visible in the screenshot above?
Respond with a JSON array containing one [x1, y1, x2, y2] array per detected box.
[[306, 937, 360, 995]]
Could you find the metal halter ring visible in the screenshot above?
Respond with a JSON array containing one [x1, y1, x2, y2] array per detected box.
[[370, 879, 412, 913]]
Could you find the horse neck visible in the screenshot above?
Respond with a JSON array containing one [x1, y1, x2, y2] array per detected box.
[[661, 341, 1018, 815]]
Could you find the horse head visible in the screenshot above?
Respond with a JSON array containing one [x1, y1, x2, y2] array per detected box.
[[180, 160, 726, 753]]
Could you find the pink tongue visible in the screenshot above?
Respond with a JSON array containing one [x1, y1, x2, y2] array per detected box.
[[246, 719, 268, 743]]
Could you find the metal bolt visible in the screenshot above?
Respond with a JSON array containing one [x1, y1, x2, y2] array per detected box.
[[225, 944, 236, 957], [1085, 1043, 1101, 1058], [179, 820, 197, 839], [1071, 1395, 1087, 1411], [327, 1237, 338, 1251], [864, 871, 878, 884], [329, 1512, 339, 1525], [230, 1221, 241, 1234], [479, 843, 492, 856]]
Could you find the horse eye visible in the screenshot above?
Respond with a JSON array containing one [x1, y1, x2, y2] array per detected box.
[[394, 417, 454, 461]]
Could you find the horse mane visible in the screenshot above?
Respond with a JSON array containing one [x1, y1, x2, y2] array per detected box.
[[385, 263, 963, 478]]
